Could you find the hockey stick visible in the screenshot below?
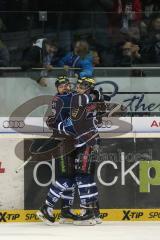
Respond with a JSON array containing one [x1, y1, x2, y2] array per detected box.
[[15, 155, 32, 173], [107, 103, 122, 117], [15, 136, 62, 173], [15, 141, 48, 173]]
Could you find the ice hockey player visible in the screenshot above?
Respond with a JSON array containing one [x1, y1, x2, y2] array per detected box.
[[37, 76, 104, 225], [37, 76, 78, 225], [59, 77, 103, 225]]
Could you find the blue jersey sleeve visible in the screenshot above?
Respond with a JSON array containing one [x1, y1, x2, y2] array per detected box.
[[79, 58, 94, 78]]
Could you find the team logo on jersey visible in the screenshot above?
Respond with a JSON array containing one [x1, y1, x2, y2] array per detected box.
[[71, 108, 79, 119]]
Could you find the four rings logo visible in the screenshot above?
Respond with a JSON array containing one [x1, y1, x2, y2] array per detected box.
[[3, 120, 25, 129], [100, 120, 112, 128]]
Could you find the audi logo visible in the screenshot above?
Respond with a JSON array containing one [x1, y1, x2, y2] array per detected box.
[[96, 120, 112, 128], [3, 120, 25, 129], [102, 120, 112, 128]]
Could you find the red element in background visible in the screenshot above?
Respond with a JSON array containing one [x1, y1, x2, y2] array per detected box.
[[82, 147, 91, 172], [132, 0, 142, 22], [86, 104, 96, 112], [0, 162, 5, 173]]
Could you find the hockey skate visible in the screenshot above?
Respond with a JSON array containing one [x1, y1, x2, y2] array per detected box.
[[73, 206, 96, 226], [91, 202, 102, 224], [59, 207, 79, 224], [36, 204, 55, 225], [93, 207, 102, 224]]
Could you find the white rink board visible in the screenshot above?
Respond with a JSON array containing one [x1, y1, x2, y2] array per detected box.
[[0, 117, 160, 134], [0, 139, 24, 209], [0, 76, 160, 117]]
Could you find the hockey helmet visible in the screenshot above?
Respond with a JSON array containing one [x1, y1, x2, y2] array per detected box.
[[55, 76, 70, 88]]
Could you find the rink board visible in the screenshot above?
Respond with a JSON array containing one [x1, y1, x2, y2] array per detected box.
[[1, 209, 160, 223], [1, 133, 160, 222]]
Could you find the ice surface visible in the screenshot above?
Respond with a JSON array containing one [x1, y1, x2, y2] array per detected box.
[[0, 222, 160, 240]]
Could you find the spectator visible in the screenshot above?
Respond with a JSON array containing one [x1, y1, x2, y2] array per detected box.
[[0, 39, 10, 67], [90, 50, 101, 67], [128, 25, 141, 43], [142, 0, 160, 21], [0, 17, 6, 32], [86, 35, 112, 66], [112, 0, 142, 33], [141, 16, 160, 64], [22, 38, 58, 70], [114, 40, 142, 66], [140, 1, 160, 38], [115, 40, 145, 76], [59, 40, 93, 78], [126, 24, 145, 49]]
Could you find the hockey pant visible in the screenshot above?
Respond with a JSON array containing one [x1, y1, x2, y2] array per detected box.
[[61, 145, 99, 208], [45, 147, 76, 208]]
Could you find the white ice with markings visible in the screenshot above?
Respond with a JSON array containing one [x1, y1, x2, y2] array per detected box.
[[0, 222, 160, 240]]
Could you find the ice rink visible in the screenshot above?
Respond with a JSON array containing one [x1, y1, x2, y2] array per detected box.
[[0, 222, 160, 240]]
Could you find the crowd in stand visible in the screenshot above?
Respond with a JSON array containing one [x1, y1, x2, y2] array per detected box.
[[0, 0, 160, 69]]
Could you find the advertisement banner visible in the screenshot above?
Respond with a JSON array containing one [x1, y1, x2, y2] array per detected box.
[[1, 209, 160, 223], [1, 117, 160, 134], [94, 77, 160, 114], [22, 137, 160, 210], [0, 117, 44, 133], [97, 138, 160, 208], [132, 118, 160, 133]]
